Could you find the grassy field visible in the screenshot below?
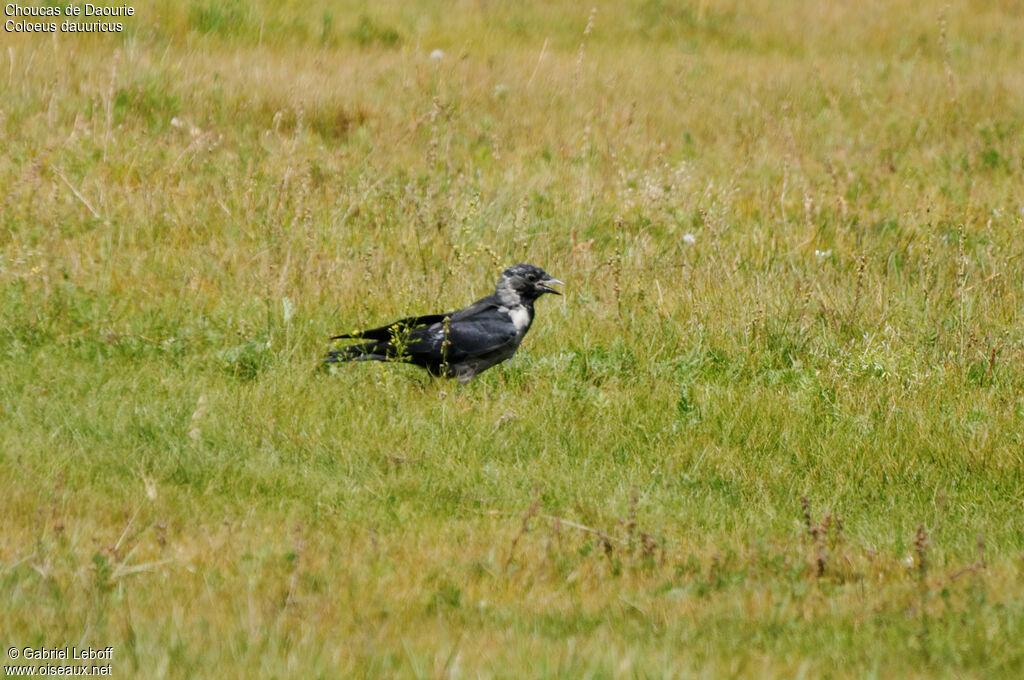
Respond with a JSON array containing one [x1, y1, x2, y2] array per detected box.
[[3, 0, 1024, 676]]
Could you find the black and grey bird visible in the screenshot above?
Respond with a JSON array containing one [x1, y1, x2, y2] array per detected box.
[[324, 264, 563, 384]]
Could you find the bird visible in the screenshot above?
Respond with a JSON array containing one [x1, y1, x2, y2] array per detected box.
[[324, 264, 563, 384]]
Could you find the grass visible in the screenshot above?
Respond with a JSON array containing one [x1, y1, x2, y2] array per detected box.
[[3, 0, 1024, 676]]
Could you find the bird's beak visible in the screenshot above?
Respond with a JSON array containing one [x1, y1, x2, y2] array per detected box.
[[539, 277, 564, 295]]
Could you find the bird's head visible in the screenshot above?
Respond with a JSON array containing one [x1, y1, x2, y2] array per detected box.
[[496, 264, 564, 304]]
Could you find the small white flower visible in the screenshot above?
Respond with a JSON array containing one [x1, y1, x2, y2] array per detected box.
[[814, 249, 832, 259], [682, 233, 696, 245], [429, 49, 445, 61]]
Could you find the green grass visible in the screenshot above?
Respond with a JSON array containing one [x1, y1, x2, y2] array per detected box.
[[3, 0, 1024, 677]]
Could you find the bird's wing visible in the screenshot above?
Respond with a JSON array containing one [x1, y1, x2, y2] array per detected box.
[[407, 302, 520, 361], [448, 294, 500, 322], [331, 293, 499, 342], [330, 313, 452, 341], [448, 310, 520, 359]]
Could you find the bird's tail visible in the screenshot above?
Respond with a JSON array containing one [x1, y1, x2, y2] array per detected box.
[[323, 340, 392, 364]]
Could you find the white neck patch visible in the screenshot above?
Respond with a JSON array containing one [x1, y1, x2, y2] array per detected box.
[[506, 306, 531, 333]]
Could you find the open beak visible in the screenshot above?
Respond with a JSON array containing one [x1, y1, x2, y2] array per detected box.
[[538, 277, 564, 295]]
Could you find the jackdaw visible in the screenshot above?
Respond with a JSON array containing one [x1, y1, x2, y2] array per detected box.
[[325, 264, 563, 384]]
